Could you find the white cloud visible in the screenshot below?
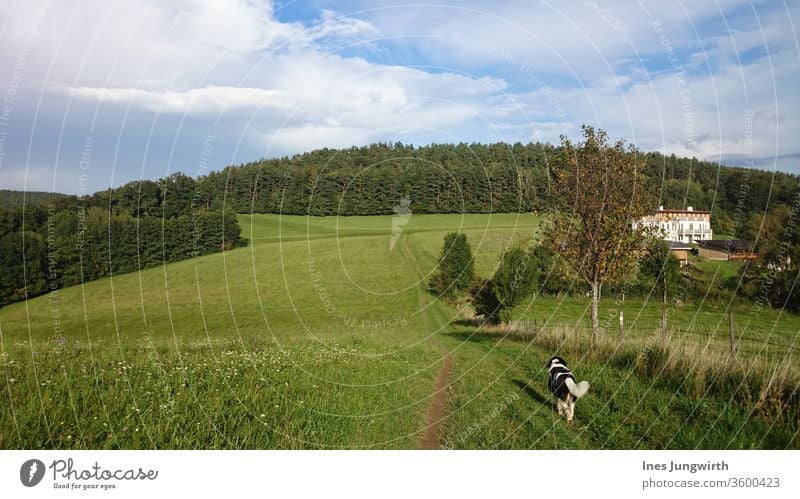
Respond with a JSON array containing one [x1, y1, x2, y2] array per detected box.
[[0, 0, 797, 191], [355, 0, 798, 170], [54, 85, 292, 114], [309, 9, 379, 42], [1, 165, 57, 192]]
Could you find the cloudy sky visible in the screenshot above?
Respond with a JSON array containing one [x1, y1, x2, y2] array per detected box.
[[0, 0, 797, 194]]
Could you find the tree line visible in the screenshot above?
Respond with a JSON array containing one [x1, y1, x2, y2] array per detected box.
[[5, 141, 794, 233], [0, 173, 246, 307], [193, 142, 798, 237], [3, 138, 799, 311]]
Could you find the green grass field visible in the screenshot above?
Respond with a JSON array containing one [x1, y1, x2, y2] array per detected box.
[[1, 213, 798, 449]]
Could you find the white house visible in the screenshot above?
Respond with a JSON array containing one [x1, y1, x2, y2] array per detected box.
[[636, 206, 712, 244]]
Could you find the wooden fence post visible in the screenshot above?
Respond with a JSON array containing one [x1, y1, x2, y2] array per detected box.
[[619, 310, 624, 344], [728, 311, 736, 358]]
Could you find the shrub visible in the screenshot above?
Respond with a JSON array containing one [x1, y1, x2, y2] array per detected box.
[[470, 278, 502, 324], [470, 243, 549, 323], [491, 245, 538, 322], [430, 233, 474, 297]]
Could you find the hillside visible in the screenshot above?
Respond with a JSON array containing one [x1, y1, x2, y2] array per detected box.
[[5, 142, 797, 234], [7, 141, 798, 310], [196, 143, 798, 237], [0, 213, 796, 449], [0, 189, 74, 208]]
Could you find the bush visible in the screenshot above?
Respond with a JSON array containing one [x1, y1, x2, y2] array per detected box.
[[470, 243, 549, 323], [430, 232, 474, 297], [491, 245, 538, 321], [471, 278, 502, 324]]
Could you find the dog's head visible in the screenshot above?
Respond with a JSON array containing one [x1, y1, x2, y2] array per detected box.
[[545, 356, 567, 369]]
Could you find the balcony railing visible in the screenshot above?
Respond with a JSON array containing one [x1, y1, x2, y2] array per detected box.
[[677, 229, 712, 236]]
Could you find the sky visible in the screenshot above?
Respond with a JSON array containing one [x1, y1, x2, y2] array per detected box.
[[0, 0, 798, 194]]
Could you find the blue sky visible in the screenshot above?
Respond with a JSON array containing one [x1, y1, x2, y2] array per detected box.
[[0, 0, 797, 194]]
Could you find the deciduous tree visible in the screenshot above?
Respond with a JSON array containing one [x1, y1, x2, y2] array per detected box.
[[545, 126, 653, 343]]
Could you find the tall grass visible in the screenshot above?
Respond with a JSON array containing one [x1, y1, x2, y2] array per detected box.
[[506, 323, 800, 425]]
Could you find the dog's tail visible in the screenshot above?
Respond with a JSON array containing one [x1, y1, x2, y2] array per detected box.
[[565, 378, 590, 399]]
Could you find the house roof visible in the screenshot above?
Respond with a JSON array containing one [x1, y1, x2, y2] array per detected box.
[[698, 239, 751, 251], [665, 240, 692, 250]]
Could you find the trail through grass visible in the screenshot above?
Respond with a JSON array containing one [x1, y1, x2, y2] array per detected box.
[[0, 213, 797, 449]]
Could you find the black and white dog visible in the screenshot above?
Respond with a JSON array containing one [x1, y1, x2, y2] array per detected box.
[[545, 356, 590, 424]]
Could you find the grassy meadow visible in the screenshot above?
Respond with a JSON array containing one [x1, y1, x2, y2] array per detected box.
[[0, 213, 798, 449]]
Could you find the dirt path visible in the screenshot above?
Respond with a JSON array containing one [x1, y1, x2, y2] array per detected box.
[[398, 236, 456, 449], [419, 354, 454, 449]]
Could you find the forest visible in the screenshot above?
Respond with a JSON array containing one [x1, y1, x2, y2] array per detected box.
[[196, 142, 797, 237], [1, 141, 798, 307], [0, 175, 245, 306]]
